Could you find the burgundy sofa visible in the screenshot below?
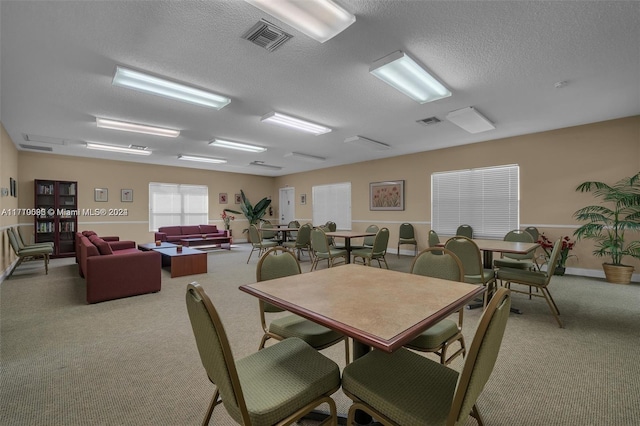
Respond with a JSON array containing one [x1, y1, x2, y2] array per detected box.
[[76, 231, 161, 304], [154, 225, 227, 242]]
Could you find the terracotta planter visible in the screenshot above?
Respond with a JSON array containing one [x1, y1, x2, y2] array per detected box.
[[602, 263, 634, 284]]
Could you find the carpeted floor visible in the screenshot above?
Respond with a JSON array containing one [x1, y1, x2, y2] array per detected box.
[[1, 244, 639, 425]]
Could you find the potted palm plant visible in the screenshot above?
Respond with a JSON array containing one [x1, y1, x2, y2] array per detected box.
[[223, 190, 271, 233], [573, 172, 640, 284]]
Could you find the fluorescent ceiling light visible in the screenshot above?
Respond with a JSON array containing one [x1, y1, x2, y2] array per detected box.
[[284, 152, 326, 163], [344, 135, 391, 151], [261, 112, 332, 135], [249, 161, 282, 170], [244, 0, 355, 43], [369, 51, 451, 104], [178, 155, 227, 164], [96, 117, 180, 138], [112, 66, 231, 109], [209, 139, 266, 153], [446, 107, 495, 134], [86, 142, 151, 156]]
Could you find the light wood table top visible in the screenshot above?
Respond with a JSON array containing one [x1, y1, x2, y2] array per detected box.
[[240, 264, 484, 353]]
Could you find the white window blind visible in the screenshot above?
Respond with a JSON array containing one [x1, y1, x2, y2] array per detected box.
[[312, 182, 351, 230], [431, 165, 519, 239], [149, 183, 208, 231]]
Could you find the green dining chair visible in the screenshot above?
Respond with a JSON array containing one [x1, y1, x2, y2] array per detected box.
[[493, 229, 536, 270], [185, 282, 341, 426], [246, 224, 278, 264], [310, 228, 348, 271], [397, 223, 417, 257], [352, 227, 390, 268], [456, 224, 474, 238], [282, 223, 312, 260], [445, 236, 496, 308]]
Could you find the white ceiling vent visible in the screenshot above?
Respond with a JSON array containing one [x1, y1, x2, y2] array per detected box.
[[417, 116, 442, 126], [242, 20, 293, 52], [20, 144, 53, 152], [23, 134, 67, 145]]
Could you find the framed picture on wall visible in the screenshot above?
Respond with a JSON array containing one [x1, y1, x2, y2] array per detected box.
[[300, 194, 307, 205], [94, 188, 108, 202], [121, 189, 133, 202], [235, 193, 241, 204], [219, 193, 228, 204], [370, 180, 404, 211]]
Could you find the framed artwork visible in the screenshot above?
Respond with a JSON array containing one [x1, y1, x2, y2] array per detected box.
[[94, 188, 108, 202], [370, 180, 404, 211], [300, 194, 307, 205], [121, 189, 133, 202], [10, 178, 16, 197], [219, 193, 228, 204], [235, 193, 242, 204]]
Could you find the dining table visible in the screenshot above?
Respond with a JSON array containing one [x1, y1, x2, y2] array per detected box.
[[324, 231, 376, 263], [240, 263, 484, 424]]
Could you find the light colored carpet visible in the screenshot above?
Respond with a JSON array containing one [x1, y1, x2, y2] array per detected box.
[[1, 245, 639, 425]]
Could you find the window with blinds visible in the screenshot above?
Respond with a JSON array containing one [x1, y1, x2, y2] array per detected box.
[[312, 182, 352, 230], [149, 183, 208, 231], [431, 165, 519, 239]]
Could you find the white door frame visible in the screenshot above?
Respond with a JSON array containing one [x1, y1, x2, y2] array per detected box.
[[279, 187, 295, 224]]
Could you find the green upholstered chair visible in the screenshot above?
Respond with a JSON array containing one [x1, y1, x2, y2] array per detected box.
[[13, 227, 54, 249], [428, 230, 441, 248], [524, 226, 539, 242], [456, 224, 473, 238], [405, 248, 466, 365], [282, 223, 312, 260], [524, 226, 545, 271], [342, 288, 511, 426], [185, 282, 340, 426], [256, 247, 349, 364], [493, 230, 536, 270], [246, 225, 278, 264], [349, 224, 379, 251], [260, 221, 277, 241], [444, 236, 496, 308], [397, 223, 417, 257], [310, 228, 348, 271], [6, 228, 53, 277], [352, 227, 390, 269], [497, 238, 564, 328], [286, 220, 300, 241]]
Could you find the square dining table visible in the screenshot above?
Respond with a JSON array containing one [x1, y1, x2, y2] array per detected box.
[[324, 231, 376, 263]]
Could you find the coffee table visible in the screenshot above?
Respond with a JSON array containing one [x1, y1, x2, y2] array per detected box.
[[180, 236, 231, 250], [138, 242, 177, 251], [152, 246, 207, 277]]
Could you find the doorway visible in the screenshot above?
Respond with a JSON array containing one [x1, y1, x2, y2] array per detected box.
[[279, 187, 295, 225]]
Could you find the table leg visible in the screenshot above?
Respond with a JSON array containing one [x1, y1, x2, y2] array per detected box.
[[344, 238, 352, 264]]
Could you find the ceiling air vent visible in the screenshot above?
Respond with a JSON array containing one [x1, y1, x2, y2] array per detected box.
[[242, 19, 293, 52], [19, 144, 53, 152], [417, 116, 442, 127], [129, 144, 149, 151]]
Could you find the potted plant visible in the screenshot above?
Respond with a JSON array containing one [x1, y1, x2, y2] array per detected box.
[[573, 172, 640, 284], [223, 189, 271, 233], [538, 234, 576, 275]]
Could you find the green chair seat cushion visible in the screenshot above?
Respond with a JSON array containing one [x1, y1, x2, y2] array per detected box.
[[16, 246, 53, 255], [235, 337, 340, 426], [464, 268, 495, 284], [497, 267, 547, 286], [282, 241, 301, 249], [342, 348, 458, 425], [494, 258, 534, 269], [406, 319, 459, 350], [256, 240, 278, 249], [315, 249, 347, 259], [351, 248, 384, 258], [399, 238, 417, 244], [269, 314, 345, 348]]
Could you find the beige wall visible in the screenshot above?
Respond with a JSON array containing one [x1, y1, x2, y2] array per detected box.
[[1, 124, 20, 275], [2, 116, 639, 279]]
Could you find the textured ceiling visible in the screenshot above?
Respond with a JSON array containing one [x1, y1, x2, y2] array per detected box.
[[1, 1, 639, 176]]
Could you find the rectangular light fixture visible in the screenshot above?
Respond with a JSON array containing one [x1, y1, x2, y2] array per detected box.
[[209, 139, 266, 153], [178, 155, 227, 164], [261, 112, 332, 135], [284, 152, 326, 163], [86, 142, 152, 156], [249, 161, 282, 170], [112, 66, 231, 109], [344, 135, 390, 151], [369, 51, 451, 104], [244, 0, 355, 43], [96, 117, 180, 138], [446, 107, 495, 133]]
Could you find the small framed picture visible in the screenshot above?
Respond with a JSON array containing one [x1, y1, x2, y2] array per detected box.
[[235, 193, 242, 204], [94, 188, 108, 202], [300, 193, 307, 205], [9, 178, 15, 197], [219, 193, 228, 204], [370, 180, 404, 211], [121, 189, 133, 202]]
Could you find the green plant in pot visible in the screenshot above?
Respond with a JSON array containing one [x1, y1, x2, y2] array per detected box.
[[223, 190, 271, 233], [573, 172, 640, 284]]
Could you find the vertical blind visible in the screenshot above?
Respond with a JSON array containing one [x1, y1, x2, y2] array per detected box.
[[431, 165, 519, 239], [312, 182, 351, 230], [149, 183, 208, 231]]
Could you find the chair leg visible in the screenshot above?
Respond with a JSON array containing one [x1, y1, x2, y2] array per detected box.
[[8, 257, 24, 278], [202, 388, 221, 426], [344, 338, 350, 365], [44, 254, 49, 274], [471, 404, 484, 426], [541, 288, 563, 328], [258, 333, 270, 350]]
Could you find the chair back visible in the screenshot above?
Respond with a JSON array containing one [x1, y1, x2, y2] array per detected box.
[[363, 224, 379, 246], [248, 224, 261, 246], [544, 238, 563, 279], [185, 282, 251, 425], [311, 228, 330, 255], [456, 225, 473, 238], [260, 222, 276, 239], [296, 223, 312, 248], [256, 247, 301, 313], [448, 287, 511, 425], [287, 220, 300, 240], [503, 230, 534, 260], [325, 221, 337, 232], [444, 236, 483, 276], [410, 247, 465, 281], [371, 227, 390, 256], [11, 228, 26, 250], [524, 226, 540, 242], [7, 228, 21, 254], [399, 223, 415, 239]]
